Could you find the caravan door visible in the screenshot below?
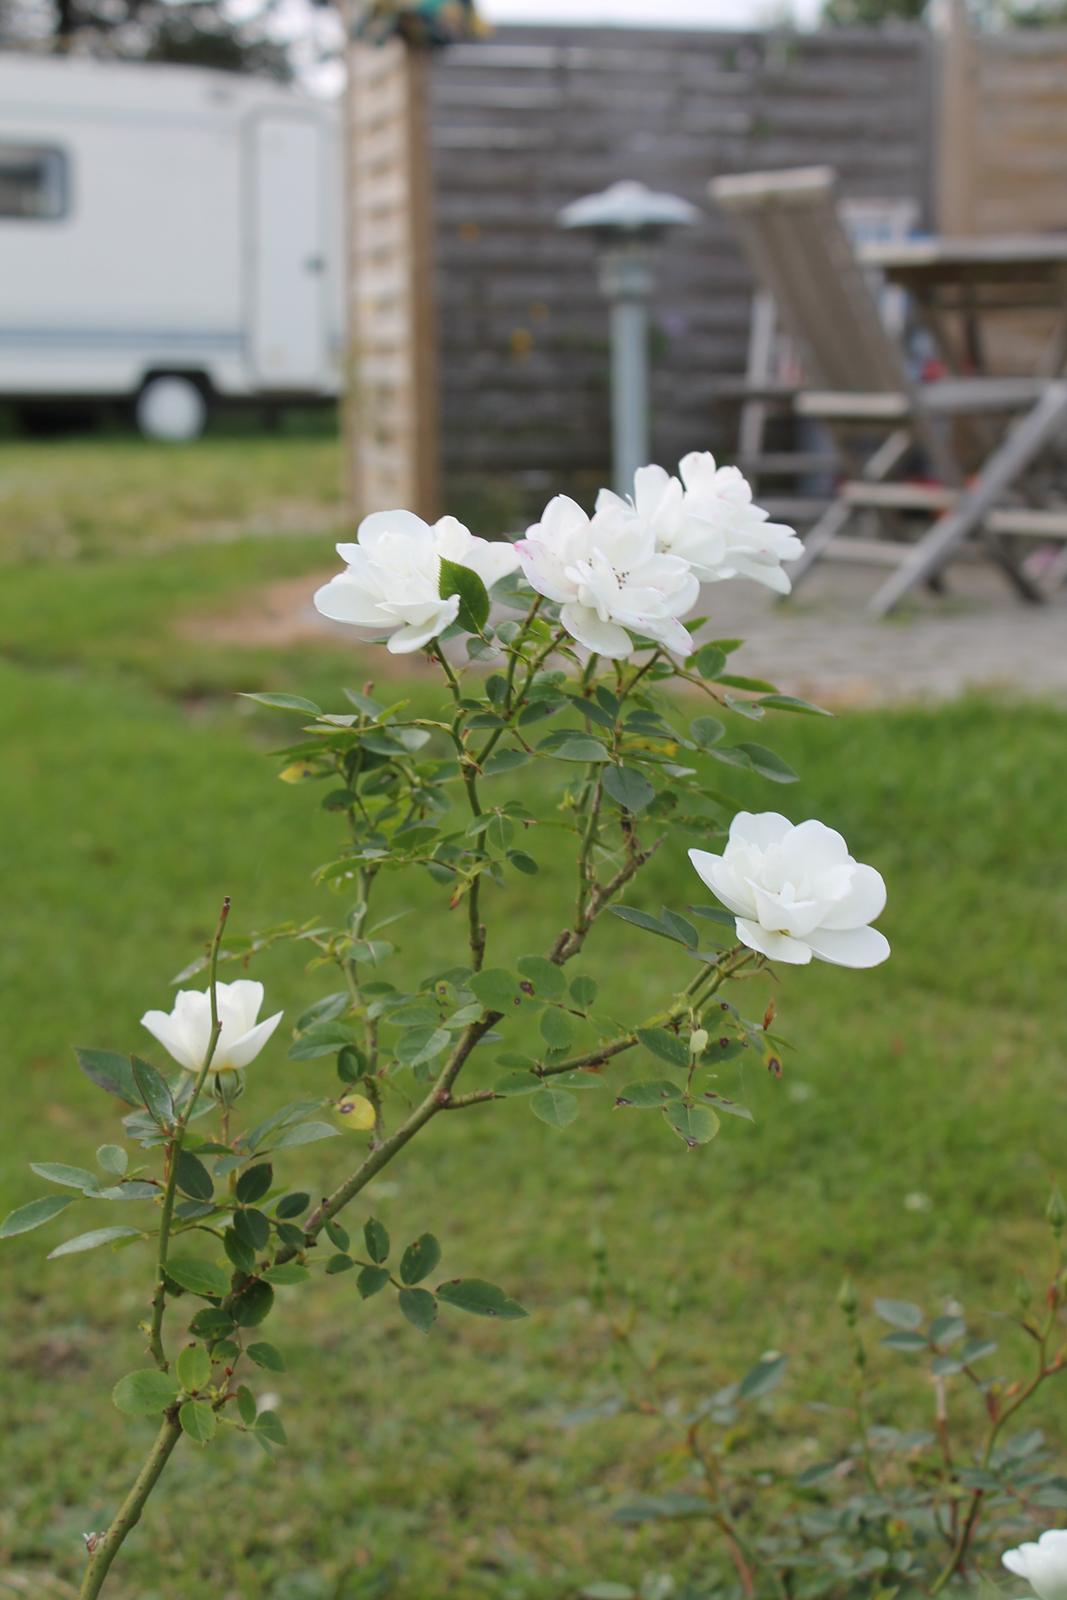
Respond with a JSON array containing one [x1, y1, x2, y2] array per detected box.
[[249, 114, 325, 389]]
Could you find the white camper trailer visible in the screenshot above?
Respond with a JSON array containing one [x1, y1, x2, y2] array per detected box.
[[0, 55, 344, 438]]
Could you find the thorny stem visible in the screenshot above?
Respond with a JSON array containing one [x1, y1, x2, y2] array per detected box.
[[147, 896, 230, 1371], [78, 1415, 183, 1600]]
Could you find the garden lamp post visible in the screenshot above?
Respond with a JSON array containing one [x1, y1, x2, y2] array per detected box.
[[559, 179, 699, 494]]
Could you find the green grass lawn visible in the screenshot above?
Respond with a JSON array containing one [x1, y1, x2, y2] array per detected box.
[[2, 435, 1067, 1600]]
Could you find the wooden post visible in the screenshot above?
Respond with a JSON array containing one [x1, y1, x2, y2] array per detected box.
[[344, 33, 440, 521], [936, 0, 978, 236]]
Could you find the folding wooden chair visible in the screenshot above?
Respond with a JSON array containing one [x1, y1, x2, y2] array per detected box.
[[711, 167, 1067, 614]]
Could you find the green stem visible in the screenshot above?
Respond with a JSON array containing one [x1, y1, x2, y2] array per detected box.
[[147, 897, 230, 1370], [537, 948, 751, 1080], [78, 1414, 183, 1600], [275, 1014, 499, 1265]]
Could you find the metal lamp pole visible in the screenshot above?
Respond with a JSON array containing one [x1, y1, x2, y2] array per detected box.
[[559, 181, 699, 495]]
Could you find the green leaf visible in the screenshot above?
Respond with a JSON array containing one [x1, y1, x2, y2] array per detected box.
[[231, 1279, 274, 1327], [439, 557, 490, 634], [739, 1353, 788, 1400], [48, 1225, 141, 1258], [96, 1145, 128, 1177], [275, 1192, 310, 1220], [531, 1087, 578, 1128], [132, 1056, 175, 1126], [602, 765, 655, 814], [636, 1028, 690, 1070], [666, 1103, 720, 1147], [263, 1263, 309, 1287], [233, 1208, 270, 1251], [357, 1264, 390, 1299], [324, 1219, 350, 1252], [76, 1047, 140, 1106], [0, 1194, 76, 1238], [516, 956, 566, 1001], [539, 1008, 574, 1049], [398, 1286, 438, 1333], [758, 693, 831, 717], [400, 1233, 441, 1286], [493, 1071, 541, 1097], [691, 715, 726, 749], [882, 1331, 929, 1352], [240, 691, 322, 714], [436, 1278, 527, 1320], [691, 644, 727, 679], [174, 1150, 213, 1202], [269, 1122, 340, 1150], [659, 909, 698, 948], [235, 1164, 273, 1206], [167, 1256, 231, 1299], [326, 1254, 354, 1274], [113, 1369, 181, 1417], [542, 735, 611, 763], [730, 742, 798, 784], [507, 850, 539, 875], [189, 1308, 234, 1339], [176, 1344, 212, 1393], [247, 1341, 286, 1372], [288, 1022, 360, 1062], [236, 1386, 257, 1425], [468, 968, 521, 1012], [364, 1217, 390, 1264], [224, 1228, 256, 1275], [570, 975, 598, 1009], [255, 1409, 287, 1446], [179, 1399, 217, 1444], [29, 1163, 100, 1192], [873, 1298, 924, 1332], [615, 1079, 683, 1109], [608, 906, 682, 944]]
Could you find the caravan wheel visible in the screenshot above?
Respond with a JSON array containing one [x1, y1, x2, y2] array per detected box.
[[135, 376, 208, 442]]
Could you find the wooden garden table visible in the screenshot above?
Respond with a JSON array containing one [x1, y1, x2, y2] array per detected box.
[[859, 233, 1067, 378]]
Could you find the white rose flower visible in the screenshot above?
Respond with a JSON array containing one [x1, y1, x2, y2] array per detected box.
[[689, 812, 889, 968], [314, 510, 520, 655], [597, 463, 730, 583], [141, 980, 283, 1073], [1004, 1532, 1067, 1600], [679, 451, 804, 594], [515, 493, 699, 659]]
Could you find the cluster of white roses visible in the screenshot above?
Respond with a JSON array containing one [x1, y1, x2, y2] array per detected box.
[[314, 454, 802, 662]]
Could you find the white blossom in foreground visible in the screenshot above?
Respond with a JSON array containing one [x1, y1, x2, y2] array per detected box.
[[596, 463, 730, 583], [141, 980, 283, 1073], [679, 451, 804, 593], [689, 812, 889, 967], [1004, 1533, 1067, 1600], [515, 493, 699, 659], [314, 511, 520, 655]]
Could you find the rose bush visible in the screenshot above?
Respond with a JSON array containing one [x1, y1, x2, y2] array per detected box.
[[2, 456, 889, 1600]]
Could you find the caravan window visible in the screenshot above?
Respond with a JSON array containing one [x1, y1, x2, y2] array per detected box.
[[0, 143, 68, 220]]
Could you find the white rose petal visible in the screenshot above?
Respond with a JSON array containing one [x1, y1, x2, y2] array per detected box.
[[689, 813, 889, 969], [516, 492, 698, 661], [141, 979, 283, 1074], [678, 451, 804, 592], [1004, 1532, 1067, 1600], [314, 510, 520, 655]]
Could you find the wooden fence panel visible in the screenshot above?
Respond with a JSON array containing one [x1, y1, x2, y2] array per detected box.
[[427, 25, 934, 487]]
